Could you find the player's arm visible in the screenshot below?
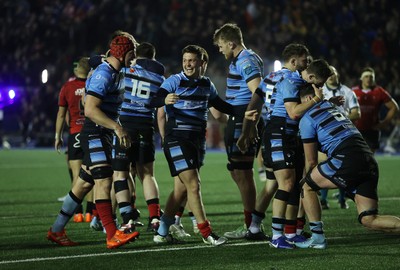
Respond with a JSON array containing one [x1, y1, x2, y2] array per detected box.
[[376, 98, 399, 130], [209, 95, 235, 116], [246, 87, 264, 118], [237, 88, 264, 153], [209, 107, 228, 124], [346, 91, 361, 121], [85, 95, 118, 130], [285, 84, 323, 120], [303, 142, 319, 173], [148, 88, 178, 108], [65, 110, 70, 126], [243, 88, 264, 130], [299, 115, 318, 173], [157, 108, 166, 144], [247, 77, 261, 94], [347, 107, 361, 121], [55, 106, 67, 153], [80, 92, 86, 107], [85, 95, 130, 148]]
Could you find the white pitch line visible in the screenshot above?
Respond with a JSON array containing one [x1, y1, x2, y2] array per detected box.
[[0, 236, 356, 265], [0, 241, 268, 265]]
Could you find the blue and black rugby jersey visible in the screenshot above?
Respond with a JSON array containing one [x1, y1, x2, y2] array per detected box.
[[270, 70, 305, 135], [260, 68, 293, 120], [161, 72, 219, 133], [85, 61, 122, 121], [226, 49, 263, 106], [119, 59, 165, 119], [299, 100, 362, 157]]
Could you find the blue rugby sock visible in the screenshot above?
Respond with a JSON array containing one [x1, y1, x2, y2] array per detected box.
[[309, 221, 325, 242], [157, 215, 175, 237], [52, 192, 81, 232]]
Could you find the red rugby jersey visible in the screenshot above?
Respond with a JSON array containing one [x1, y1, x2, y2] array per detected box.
[[58, 77, 86, 134], [352, 85, 392, 131]]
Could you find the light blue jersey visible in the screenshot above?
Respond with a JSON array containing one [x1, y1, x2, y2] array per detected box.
[[270, 70, 305, 135], [119, 59, 165, 119], [161, 72, 218, 133], [299, 100, 361, 157], [85, 61, 122, 121], [260, 68, 293, 120], [226, 49, 263, 106]]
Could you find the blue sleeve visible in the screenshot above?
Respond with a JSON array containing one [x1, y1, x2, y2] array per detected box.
[[282, 79, 300, 103], [237, 56, 262, 83], [86, 67, 113, 99], [209, 81, 218, 99], [299, 115, 317, 143], [160, 75, 179, 93]]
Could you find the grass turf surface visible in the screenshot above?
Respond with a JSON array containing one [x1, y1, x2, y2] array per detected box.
[[0, 149, 399, 269]]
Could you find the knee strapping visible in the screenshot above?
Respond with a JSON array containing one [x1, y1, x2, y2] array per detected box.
[[114, 179, 129, 193], [266, 170, 275, 180], [275, 189, 290, 201], [79, 168, 94, 185], [358, 209, 378, 224], [91, 166, 113, 180], [300, 170, 321, 191], [227, 161, 253, 171]]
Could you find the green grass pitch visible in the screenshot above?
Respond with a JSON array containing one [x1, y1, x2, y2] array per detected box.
[[0, 149, 399, 269]]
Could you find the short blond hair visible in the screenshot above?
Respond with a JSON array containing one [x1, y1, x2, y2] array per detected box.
[[213, 23, 243, 45]]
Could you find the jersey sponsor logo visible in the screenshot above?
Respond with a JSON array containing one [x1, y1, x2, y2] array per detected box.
[[182, 100, 203, 109], [243, 64, 253, 75], [73, 133, 81, 148], [76, 119, 85, 126], [129, 100, 145, 107], [75, 87, 85, 96]]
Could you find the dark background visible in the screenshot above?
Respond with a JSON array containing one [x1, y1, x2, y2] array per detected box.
[[1, 0, 399, 147]]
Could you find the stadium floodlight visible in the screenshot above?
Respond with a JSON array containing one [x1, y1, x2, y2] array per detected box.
[[42, 69, 48, 84], [8, 89, 15, 99], [274, 60, 282, 72], [0, 87, 18, 108]]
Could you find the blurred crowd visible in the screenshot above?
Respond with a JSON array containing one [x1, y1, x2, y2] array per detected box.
[[1, 0, 400, 147]]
